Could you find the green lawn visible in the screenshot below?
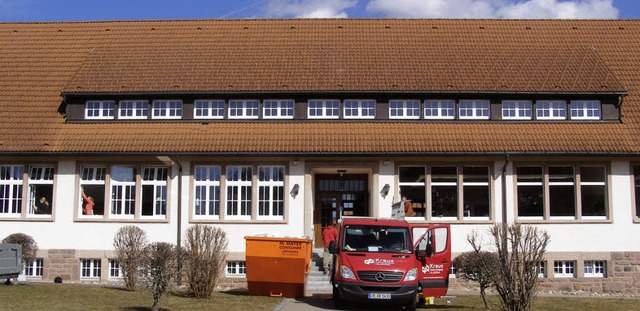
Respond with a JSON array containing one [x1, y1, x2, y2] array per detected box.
[[1, 284, 638, 311], [0, 283, 283, 311]]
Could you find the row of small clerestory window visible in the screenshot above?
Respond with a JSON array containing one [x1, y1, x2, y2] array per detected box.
[[22, 258, 246, 279], [84, 99, 603, 121]]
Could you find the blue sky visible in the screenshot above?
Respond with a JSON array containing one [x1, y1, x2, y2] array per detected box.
[[0, 0, 638, 21]]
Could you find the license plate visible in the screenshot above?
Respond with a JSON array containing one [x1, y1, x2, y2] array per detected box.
[[368, 293, 391, 299]]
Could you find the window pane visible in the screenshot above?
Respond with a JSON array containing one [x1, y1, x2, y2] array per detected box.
[[549, 185, 575, 216], [194, 100, 225, 119], [344, 100, 376, 119], [263, 100, 294, 119], [432, 186, 457, 217], [424, 100, 455, 119], [194, 166, 220, 217], [581, 185, 605, 217], [389, 100, 420, 119], [399, 166, 425, 183], [517, 166, 543, 217]]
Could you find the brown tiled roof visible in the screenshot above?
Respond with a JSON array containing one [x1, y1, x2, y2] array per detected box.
[[0, 19, 639, 155]]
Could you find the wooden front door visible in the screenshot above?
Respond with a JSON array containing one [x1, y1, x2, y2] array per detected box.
[[313, 174, 369, 248]]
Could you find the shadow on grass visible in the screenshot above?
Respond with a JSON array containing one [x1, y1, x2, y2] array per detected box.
[[121, 307, 172, 311]]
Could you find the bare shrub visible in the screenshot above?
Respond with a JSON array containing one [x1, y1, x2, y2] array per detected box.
[[2, 233, 38, 265], [113, 225, 149, 291], [469, 223, 550, 311], [453, 250, 499, 309], [183, 224, 229, 299], [144, 242, 178, 311]]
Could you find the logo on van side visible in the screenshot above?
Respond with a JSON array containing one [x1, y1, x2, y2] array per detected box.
[[364, 258, 395, 266], [421, 264, 444, 274]]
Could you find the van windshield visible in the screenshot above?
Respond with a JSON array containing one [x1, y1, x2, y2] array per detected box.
[[342, 225, 411, 253]]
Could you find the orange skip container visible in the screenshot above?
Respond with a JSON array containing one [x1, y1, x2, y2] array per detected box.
[[244, 236, 312, 298]]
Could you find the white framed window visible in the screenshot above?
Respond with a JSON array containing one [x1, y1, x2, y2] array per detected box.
[[398, 166, 426, 218], [431, 166, 458, 219], [553, 261, 575, 278], [462, 166, 490, 219], [226, 261, 246, 277], [536, 261, 546, 278], [80, 166, 106, 216], [258, 166, 285, 220], [85, 101, 115, 119], [579, 166, 606, 219], [634, 165, 640, 220], [152, 100, 183, 119], [584, 260, 605, 278], [548, 166, 575, 219], [141, 167, 167, 218], [81, 259, 101, 279], [263, 100, 294, 119], [193, 165, 221, 219], [502, 100, 532, 120], [110, 166, 136, 218], [28, 166, 54, 216], [226, 166, 252, 220], [308, 100, 340, 119], [0, 165, 24, 217], [109, 259, 123, 279], [516, 166, 544, 219], [459, 100, 490, 120], [424, 100, 455, 120], [119, 100, 148, 119], [570, 100, 601, 120], [194, 100, 225, 119], [536, 100, 566, 120], [343, 100, 376, 119], [516, 164, 607, 220], [229, 100, 259, 119], [24, 258, 43, 278], [389, 100, 420, 119]]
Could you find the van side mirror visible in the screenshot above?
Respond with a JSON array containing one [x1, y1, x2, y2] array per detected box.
[[329, 240, 337, 254]]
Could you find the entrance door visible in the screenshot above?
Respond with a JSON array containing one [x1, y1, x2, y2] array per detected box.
[[313, 174, 368, 248]]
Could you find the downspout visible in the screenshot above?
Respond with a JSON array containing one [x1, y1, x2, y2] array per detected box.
[[170, 156, 183, 284], [501, 154, 510, 224]]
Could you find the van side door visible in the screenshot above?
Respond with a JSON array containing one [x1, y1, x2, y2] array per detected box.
[[411, 224, 451, 297]]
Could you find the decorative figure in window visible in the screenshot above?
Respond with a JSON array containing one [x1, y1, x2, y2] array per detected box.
[[33, 196, 50, 214], [81, 189, 94, 215]]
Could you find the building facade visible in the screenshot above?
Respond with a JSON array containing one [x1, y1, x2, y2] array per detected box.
[[1, 19, 639, 294]]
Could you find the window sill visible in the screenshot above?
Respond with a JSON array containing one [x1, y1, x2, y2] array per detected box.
[[0, 216, 53, 222], [74, 217, 169, 223], [190, 219, 288, 224]]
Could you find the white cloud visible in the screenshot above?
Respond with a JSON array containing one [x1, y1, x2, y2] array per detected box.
[[366, 0, 619, 19], [263, 0, 357, 18]]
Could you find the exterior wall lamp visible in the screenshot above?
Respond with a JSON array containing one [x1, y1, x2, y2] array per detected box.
[[380, 184, 390, 198], [290, 183, 300, 198]]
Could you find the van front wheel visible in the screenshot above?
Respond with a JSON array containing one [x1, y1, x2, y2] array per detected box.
[[333, 286, 344, 310]]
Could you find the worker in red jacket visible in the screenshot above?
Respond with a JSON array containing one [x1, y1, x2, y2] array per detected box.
[[322, 219, 338, 275]]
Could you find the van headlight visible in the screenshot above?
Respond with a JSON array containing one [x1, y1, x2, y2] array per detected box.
[[404, 267, 417, 282], [340, 265, 356, 280]]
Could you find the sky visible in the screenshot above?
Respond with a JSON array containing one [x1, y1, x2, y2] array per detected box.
[[0, 0, 638, 21]]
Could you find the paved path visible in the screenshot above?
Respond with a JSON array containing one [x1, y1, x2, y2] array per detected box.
[[272, 293, 458, 311]]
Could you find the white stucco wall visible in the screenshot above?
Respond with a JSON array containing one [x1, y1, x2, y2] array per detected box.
[[1, 158, 639, 256]]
